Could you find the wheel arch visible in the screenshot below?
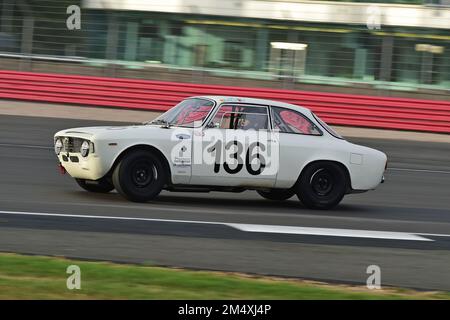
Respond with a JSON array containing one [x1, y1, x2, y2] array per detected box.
[[296, 159, 352, 193], [107, 144, 172, 184]]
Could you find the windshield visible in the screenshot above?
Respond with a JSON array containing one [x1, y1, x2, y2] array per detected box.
[[150, 98, 215, 128], [312, 112, 344, 139]]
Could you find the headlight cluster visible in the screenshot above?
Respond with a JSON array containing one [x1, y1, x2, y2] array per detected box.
[[80, 140, 90, 157], [54, 138, 93, 158], [54, 139, 63, 155]]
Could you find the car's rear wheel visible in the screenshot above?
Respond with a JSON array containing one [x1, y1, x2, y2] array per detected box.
[[296, 162, 348, 210], [75, 178, 114, 193], [112, 150, 167, 202], [257, 189, 295, 201]]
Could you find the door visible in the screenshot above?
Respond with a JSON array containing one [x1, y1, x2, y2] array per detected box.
[[190, 103, 279, 187]]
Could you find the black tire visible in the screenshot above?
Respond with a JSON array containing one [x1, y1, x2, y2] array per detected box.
[[296, 162, 348, 210], [75, 178, 114, 193], [112, 150, 167, 202], [257, 189, 295, 201]]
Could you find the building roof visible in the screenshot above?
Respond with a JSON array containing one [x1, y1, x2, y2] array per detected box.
[[84, 0, 450, 30]]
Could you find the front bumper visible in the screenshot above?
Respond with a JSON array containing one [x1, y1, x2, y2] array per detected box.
[[58, 153, 106, 180]]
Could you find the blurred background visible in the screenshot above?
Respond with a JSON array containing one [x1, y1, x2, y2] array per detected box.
[[0, 0, 448, 99]]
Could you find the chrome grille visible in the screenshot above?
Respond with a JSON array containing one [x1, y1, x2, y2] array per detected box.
[[61, 137, 84, 153]]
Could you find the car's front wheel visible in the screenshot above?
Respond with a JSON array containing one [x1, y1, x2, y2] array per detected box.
[[75, 178, 114, 193], [296, 162, 348, 210], [257, 189, 295, 201], [112, 150, 167, 202]]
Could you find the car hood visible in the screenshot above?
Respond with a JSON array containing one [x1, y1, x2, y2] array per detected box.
[[54, 124, 160, 139]]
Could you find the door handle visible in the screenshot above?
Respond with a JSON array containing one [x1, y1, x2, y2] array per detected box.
[[176, 134, 191, 140]]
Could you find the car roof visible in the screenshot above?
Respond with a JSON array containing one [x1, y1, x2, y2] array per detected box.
[[192, 96, 312, 114]]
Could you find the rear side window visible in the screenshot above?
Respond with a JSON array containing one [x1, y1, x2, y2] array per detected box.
[[271, 107, 322, 135]]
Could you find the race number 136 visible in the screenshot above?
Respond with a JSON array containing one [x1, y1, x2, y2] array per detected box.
[[207, 140, 266, 175]]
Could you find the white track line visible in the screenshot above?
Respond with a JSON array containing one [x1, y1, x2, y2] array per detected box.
[[0, 210, 434, 242], [228, 223, 432, 241]]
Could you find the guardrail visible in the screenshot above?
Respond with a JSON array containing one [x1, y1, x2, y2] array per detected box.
[[0, 70, 449, 134]]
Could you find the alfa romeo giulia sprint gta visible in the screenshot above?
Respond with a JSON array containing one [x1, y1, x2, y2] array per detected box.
[[54, 96, 387, 209]]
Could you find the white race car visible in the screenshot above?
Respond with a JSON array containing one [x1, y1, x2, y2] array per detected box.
[[54, 96, 387, 209]]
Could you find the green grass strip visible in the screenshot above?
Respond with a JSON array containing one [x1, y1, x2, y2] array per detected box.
[[0, 253, 448, 300]]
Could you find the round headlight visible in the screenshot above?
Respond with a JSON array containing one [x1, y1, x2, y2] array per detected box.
[[80, 141, 90, 157], [54, 139, 63, 155]]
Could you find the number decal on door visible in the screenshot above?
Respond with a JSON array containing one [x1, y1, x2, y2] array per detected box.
[[208, 140, 266, 175]]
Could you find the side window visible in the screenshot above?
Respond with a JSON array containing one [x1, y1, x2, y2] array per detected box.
[[212, 105, 269, 130], [271, 107, 322, 135]]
